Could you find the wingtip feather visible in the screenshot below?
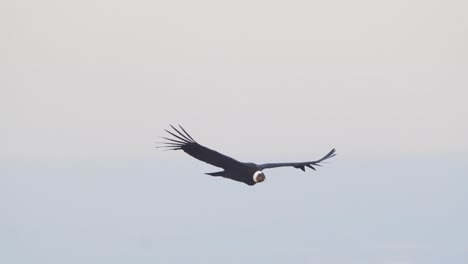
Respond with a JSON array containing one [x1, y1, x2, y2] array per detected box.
[[170, 124, 193, 143], [178, 124, 196, 142], [164, 129, 191, 144]]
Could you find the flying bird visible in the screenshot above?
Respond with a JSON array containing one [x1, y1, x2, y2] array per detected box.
[[158, 125, 336, 186]]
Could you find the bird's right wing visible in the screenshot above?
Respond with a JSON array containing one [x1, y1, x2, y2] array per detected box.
[[257, 148, 336, 171], [157, 125, 241, 169]]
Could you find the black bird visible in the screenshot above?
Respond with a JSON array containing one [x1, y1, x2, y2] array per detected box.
[[158, 125, 336, 186]]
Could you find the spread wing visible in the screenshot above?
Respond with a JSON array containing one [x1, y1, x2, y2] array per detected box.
[[157, 125, 241, 169], [258, 148, 336, 171]]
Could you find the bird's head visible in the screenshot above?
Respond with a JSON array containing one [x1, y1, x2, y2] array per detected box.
[[253, 171, 266, 183]]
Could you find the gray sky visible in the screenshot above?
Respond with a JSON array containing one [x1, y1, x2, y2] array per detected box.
[[1, 0, 468, 264], [2, 0, 467, 161], [1, 159, 467, 264]]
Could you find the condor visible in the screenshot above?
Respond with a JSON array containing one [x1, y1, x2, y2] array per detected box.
[[158, 125, 336, 186]]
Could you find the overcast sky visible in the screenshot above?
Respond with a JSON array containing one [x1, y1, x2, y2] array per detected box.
[[1, 1, 468, 264], [2, 0, 467, 161]]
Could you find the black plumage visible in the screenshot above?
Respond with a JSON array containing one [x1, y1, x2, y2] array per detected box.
[[157, 125, 336, 186]]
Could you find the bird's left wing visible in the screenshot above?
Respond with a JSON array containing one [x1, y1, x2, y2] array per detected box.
[[257, 148, 336, 171], [157, 125, 241, 169]]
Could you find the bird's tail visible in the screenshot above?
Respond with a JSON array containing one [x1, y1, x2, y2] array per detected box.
[[205, 171, 225, 177]]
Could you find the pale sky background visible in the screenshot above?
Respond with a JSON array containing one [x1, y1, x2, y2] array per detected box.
[[1, 0, 468, 263]]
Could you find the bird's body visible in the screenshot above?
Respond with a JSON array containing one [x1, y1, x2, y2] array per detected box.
[[158, 125, 336, 186], [206, 162, 262, 186]]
